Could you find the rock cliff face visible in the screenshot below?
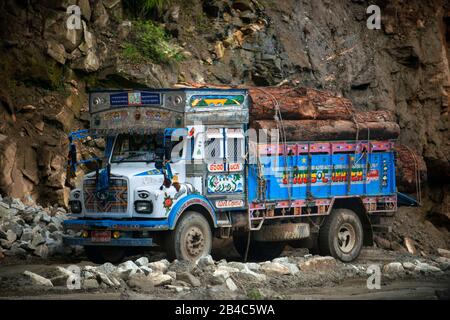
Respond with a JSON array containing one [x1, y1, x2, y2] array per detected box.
[[0, 1, 448, 236]]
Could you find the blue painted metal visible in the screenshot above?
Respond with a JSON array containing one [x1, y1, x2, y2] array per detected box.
[[63, 219, 169, 230], [248, 144, 396, 203], [109, 91, 161, 107], [167, 194, 217, 229], [63, 236, 154, 247]]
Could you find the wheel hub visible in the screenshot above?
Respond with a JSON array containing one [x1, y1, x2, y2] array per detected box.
[[337, 223, 356, 254], [185, 226, 205, 258]]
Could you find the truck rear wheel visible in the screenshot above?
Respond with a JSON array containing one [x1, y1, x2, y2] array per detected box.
[[318, 208, 363, 262], [165, 211, 212, 262], [233, 234, 286, 261], [84, 246, 126, 264]]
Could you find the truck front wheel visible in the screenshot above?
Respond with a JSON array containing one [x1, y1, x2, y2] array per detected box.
[[318, 208, 363, 262], [84, 246, 126, 264], [165, 211, 212, 262]]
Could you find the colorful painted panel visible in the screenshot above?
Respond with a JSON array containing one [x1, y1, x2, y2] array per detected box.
[[207, 174, 244, 194], [84, 178, 128, 213], [248, 141, 396, 203], [190, 95, 245, 108], [110, 91, 161, 107]]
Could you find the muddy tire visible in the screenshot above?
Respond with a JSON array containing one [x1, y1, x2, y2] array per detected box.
[[165, 211, 212, 262], [84, 246, 126, 264], [318, 208, 363, 262], [233, 234, 286, 261]]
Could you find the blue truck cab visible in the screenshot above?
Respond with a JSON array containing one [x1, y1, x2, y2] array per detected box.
[[63, 88, 399, 263]]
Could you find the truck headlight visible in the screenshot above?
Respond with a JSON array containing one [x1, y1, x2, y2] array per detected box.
[[69, 200, 82, 213], [134, 200, 153, 214]]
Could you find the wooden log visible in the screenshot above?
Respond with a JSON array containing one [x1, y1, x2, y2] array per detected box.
[[248, 86, 355, 120], [355, 110, 397, 123], [251, 119, 400, 141], [395, 145, 427, 193]]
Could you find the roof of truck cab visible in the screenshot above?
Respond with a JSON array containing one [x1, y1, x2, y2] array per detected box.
[[87, 88, 248, 93]]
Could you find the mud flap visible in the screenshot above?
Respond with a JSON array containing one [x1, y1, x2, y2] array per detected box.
[[253, 223, 310, 242]]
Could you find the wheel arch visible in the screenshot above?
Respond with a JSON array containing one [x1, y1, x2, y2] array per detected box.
[[331, 197, 373, 246], [168, 195, 217, 230]]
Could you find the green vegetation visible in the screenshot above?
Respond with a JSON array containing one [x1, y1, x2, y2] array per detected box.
[[123, 0, 169, 19], [246, 288, 263, 300], [122, 21, 183, 64]]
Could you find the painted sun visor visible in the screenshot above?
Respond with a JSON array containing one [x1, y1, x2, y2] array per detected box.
[[88, 90, 186, 135], [90, 107, 183, 135]]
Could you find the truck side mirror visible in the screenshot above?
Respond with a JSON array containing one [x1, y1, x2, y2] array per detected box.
[[155, 160, 163, 170]]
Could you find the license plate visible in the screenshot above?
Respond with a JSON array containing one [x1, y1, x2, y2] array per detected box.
[[91, 231, 111, 242]]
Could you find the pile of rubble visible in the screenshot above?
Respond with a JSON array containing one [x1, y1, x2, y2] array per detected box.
[[0, 195, 78, 259], [19, 253, 450, 297]]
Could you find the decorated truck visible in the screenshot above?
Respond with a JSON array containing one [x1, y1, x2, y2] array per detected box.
[[63, 87, 405, 264]]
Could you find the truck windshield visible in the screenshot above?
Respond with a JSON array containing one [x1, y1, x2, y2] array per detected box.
[[111, 134, 156, 163]]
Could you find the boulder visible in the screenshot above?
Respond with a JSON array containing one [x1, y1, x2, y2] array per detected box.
[[212, 269, 230, 284], [437, 248, 450, 259], [47, 40, 66, 65], [226, 261, 247, 271], [50, 266, 75, 286], [414, 262, 442, 274], [20, 228, 33, 242], [435, 257, 450, 271], [0, 239, 12, 249], [97, 272, 120, 287], [216, 265, 240, 273], [147, 272, 172, 287], [402, 262, 416, 271], [135, 257, 149, 267], [78, 0, 91, 20], [225, 278, 238, 291], [298, 256, 337, 272], [245, 262, 261, 271], [139, 266, 153, 275], [177, 272, 201, 287], [83, 278, 99, 289], [24, 271, 53, 287], [240, 267, 267, 281], [260, 262, 290, 275], [31, 232, 46, 248], [115, 260, 141, 279], [96, 262, 117, 275], [34, 244, 49, 258], [383, 262, 405, 273], [6, 229, 17, 242], [6, 243, 27, 256], [92, 1, 109, 28], [127, 273, 153, 290], [148, 259, 170, 273], [196, 255, 215, 269]]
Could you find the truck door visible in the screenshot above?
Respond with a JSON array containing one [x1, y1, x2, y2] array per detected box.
[[204, 127, 246, 211]]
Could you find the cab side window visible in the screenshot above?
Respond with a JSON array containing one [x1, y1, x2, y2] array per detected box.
[[205, 128, 224, 163], [226, 128, 245, 162]]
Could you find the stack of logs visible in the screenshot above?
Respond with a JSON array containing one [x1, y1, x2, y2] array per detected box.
[[248, 86, 400, 141], [176, 83, 426, 193]]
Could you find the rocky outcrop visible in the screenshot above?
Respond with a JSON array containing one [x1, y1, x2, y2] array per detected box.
[[0, 195, 80, 258]]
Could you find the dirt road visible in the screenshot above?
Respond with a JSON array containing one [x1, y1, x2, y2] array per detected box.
[[1, 247, 449, 300]]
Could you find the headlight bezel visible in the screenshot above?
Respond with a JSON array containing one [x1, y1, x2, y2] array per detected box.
[[134, 200, 153, 214], [69, 200, 82, 213]]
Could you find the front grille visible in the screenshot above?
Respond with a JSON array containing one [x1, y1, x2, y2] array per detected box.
[[83, 178, 128, 213]]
